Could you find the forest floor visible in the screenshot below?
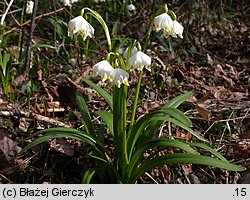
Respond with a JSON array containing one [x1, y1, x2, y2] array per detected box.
[[0, 0, 249, 183]]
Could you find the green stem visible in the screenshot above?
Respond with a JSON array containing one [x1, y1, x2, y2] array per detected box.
[[143, 19, 154, 51], [129, 70, 143, 128], [113, 86, 122, 165], [81, 8, 112, 52], [121, 85, 128, 182]]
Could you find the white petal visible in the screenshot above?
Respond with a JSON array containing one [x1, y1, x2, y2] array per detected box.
[[93, 60, 114, 81], [154, 13, 173, 32], [68, 16, 95, 40], [123, 46, 138, 59], [26, 1, 34, 14], [129, 51, 151, 71], [112, 68, 129, 87], [171, 20, 184, 38]]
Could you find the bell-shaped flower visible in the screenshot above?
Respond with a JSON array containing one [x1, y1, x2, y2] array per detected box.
[[60, 0, 78, 6], [112, 68, 129, 88], [93, 60, 114, 82], [129, 51, 152, 71], [26, 1, 34, 14], [123, 46, 138, 59], [68, 16, 94, 41], [154, 13, 173, 34], [170, 20, 184, 39]]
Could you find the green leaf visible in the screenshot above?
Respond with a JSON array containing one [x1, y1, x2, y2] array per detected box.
[[164, 107, 192, 127], [111, 20, 120, 36], [134, 93, 193, 148], [163, 92, 193, 108], [20, 128, 105, 155], [82, 78, 113, 110], [129, 153, 246, 183], [127, 138, 199, 177], [94, 110, 113, 136], [148, 116, 208, 142], [127, 110, 162, 159], [82, 169, 96, 184], [31, 43, 55, 51], [127, 110, 208, 160], [76, 91, 95, 136], [188, 142, 228, 162]]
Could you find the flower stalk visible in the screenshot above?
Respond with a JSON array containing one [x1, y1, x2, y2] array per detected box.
[[81, 8, 112, 52]]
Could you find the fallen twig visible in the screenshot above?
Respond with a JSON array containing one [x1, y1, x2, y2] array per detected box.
[[0, 109, 70, 128]]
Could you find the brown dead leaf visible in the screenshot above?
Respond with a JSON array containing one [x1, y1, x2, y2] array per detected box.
[[160, 165, 171, 184], [189, 174, 201, 184], [137, 107, 144, 113], [196, 90, 211, 104], [0, 128, 22, 174], [50, 138, 74, 156], [0, 128, 22, 163], [233, 141, 250, 156], [16, 159, 29, 172], [182, 164, 193, 176], [196, 104, 211, 121]]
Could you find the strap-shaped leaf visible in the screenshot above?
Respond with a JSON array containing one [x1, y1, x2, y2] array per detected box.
[[82, 78, 113, 110], [127, 110, 208, 160], [138, 93, 193, 145], [82, 169, 96, 184], [127, 138, 199, 177], [127, 110, 164, 159], [129, 153, 246, 183], [20, 128, 105, 155], [163, 107, 192, 127], [188, 142, 228, 162], [94, 110, 113, 136], [148, 116, 207, 142], [76, 91, 95, 136], [163, 92, 193, 108]]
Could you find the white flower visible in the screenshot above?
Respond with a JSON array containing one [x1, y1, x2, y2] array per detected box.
[[93, 0, 105, 2], [129, 51, 152, 71], [123, 46, 138, 59], [112, 68, 129, 88], [127, 4, 136, 12], [93, 60, 114, 81], [154, 13, 173, 32], [68, 16, 94, 40], [26, 1, 34, 14], [170, 20, 184, 38], [60, 0, 78, 6]]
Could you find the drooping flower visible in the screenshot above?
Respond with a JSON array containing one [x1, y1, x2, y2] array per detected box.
[[170, 20, 184, 38], [26, 1, 34, 14], [154, 13, 173, 34], [129, 51, 152, 71], [60, 0, 78, 6], [93, 60, 114, 81], [127, 4, 136, 12], [112, 68, 129, 88], [68, 16, 94, 41], [123, 46, 138, 59]]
